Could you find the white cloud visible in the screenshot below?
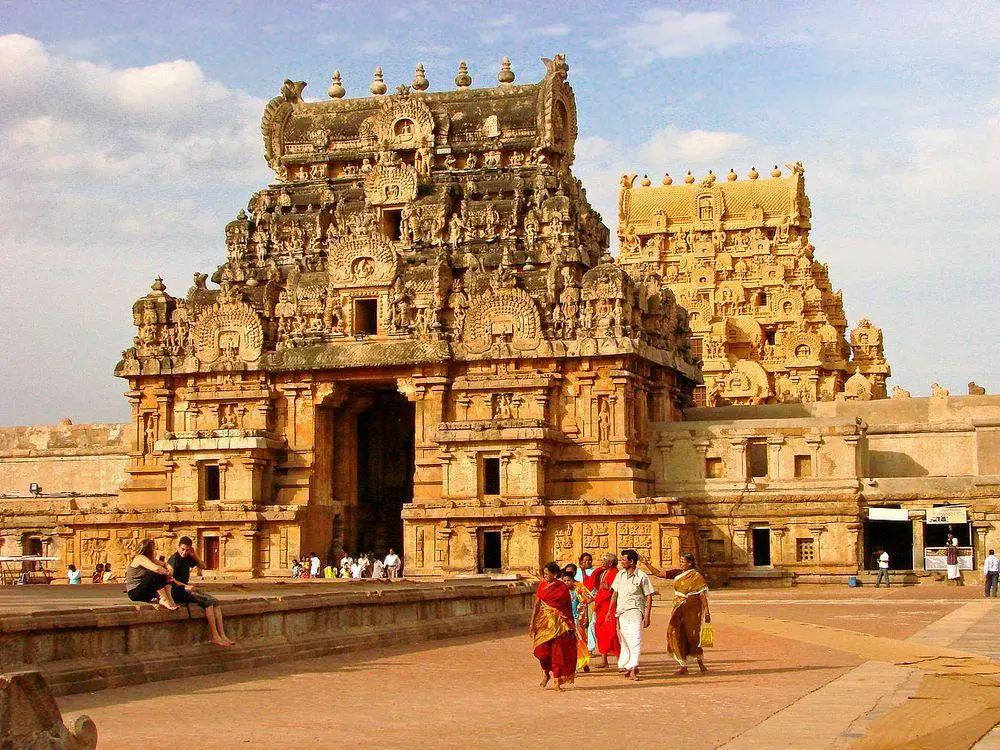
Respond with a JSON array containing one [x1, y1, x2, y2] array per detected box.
[[613, 9, 744, 64], [535, 24, 571, 38], [0, 34, 270, 425], [360, 39, 391, 55], [640, 126, 751, 166]]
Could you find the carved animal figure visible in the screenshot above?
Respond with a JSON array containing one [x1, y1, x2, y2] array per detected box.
[[968, 382, 987, 395], [890, 385, 911, 399]]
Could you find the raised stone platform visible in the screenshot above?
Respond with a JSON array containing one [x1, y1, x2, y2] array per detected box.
[[0, 579, 534, 696]]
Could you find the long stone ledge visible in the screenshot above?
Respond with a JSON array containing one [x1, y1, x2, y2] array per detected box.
[[0, 580, 534, 696]]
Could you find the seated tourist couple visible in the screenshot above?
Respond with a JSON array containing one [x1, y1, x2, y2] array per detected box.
[[124, 536, 235, 647]]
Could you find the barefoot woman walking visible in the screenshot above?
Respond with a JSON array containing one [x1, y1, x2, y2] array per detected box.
[[665, 553, 712, 675], [529, 562, 577, 690]]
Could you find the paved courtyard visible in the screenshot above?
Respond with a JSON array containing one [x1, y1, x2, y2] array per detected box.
[[53, 585, 999, 749]]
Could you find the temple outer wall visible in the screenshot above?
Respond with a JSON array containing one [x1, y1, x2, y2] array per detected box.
[[0, 581, 534, 696]]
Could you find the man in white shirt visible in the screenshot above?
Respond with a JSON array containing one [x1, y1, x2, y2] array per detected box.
[[605, 548, 655, 681], [875, 549, 890, 587], [983, 548, 999, 598], [384, 548, 401, 578], [350, 559, 363, 579], [309, 552, 321, 579]]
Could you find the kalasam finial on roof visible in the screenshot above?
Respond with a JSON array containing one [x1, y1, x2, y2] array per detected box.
[[684, 171, 695, 184], [412, 63, 429, 91], [370, 66, 387, 96], [328, 70, 345, 99], [727, 168, 738, 181], [662, 173, 672, 185], [455, 61, 472, 88], [498, 56, 515, 85], [748, 166, 759, 179]]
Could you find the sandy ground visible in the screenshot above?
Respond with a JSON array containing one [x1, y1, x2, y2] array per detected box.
[[55, 586, 992, 750]]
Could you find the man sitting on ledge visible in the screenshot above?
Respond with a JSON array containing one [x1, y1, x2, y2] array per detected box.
[[167, 537, 235, 647]]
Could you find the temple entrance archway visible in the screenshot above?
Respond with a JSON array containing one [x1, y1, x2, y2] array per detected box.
[[328, 385, 414, 557]]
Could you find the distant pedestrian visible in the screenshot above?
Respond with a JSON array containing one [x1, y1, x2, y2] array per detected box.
[[91, 563, 104, 584], [371, 557, 386, 579], [876, 549, 890, 587], [350, 558, 363, 579], [384, 548, 401, 578], [309, 552, 321, 578], [66, 564, 81, 585], [947, 539, 963, 585], [102, 566, 116, 583], [984, 549, 999, 598]]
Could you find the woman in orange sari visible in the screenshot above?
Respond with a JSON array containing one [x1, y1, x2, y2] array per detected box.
[[664, 553, 711, 675], [529, 561, 577, 690], [592, 553, 620, 668]]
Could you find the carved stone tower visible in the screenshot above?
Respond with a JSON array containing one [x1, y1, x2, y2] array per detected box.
[[115, 56, 699, 576]]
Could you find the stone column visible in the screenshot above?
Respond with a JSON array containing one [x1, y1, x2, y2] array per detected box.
[[806, 435, 823, 476], [767, 436, 785, 479], [911, 514, 925, 571], [771, 526, 788, 565], [464, 526, 479, 574], [809, 525, 827, 562], [847, 522, 864, 572], [729, 438, 748, 482], [732, 527, 748, 567]]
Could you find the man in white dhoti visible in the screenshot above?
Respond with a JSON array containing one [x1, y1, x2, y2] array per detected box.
[[946, 538, 962, 585], [605, 549, 655, 681], [384, 548, 401, 578]]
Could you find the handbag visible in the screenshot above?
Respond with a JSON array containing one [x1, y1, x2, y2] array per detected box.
[[700, 622, 715, 648]]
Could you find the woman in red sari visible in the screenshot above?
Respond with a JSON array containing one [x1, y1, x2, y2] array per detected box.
[[592, 553, 620, 667], [529, 561, 577, 690]]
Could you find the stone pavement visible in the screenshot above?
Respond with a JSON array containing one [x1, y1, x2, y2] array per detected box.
[[54, 585, 998, 749]]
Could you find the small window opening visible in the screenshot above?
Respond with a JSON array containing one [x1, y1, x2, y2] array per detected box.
[[705, 457, 725, 478], [748, 441, 768, 479], [796, 538, 815, 562], [381, 209, 403, 241], [483, 457, 501, 496], [354, 299, 378, 335], [482, 531, 502, 572], [756, 292, 768, 307], [204, 464, 221, 502], [794, 454, 813, 478], [765, 330, 776, 346]]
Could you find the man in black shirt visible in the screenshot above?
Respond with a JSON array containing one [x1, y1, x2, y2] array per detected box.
[[166, 536, 234, 646]]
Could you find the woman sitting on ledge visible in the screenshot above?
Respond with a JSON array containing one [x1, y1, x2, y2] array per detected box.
[[124, 539, 178, 610]]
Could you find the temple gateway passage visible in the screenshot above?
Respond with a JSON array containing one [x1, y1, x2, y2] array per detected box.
[[2, 56, 997, 584]]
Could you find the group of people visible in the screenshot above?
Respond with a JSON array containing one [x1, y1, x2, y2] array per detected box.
[[121, 536, 235, 647], [530, 549, 711, 689], [291, 548, 402, 580], [63, 563, 117, 585]]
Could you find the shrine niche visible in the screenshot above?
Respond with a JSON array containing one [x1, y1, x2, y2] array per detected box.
[[328, 235, 398, 288], [363, 159, 418, 205], [460, 284, 541, 354], [192, 297, 263, 364], [617, 163, 891, 405], [360, 96, 435, 150]]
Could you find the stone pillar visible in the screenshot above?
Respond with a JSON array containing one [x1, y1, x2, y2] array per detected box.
[[729, 438, 748, 482], [911, 515, 925, 571], [771, 526, 788, 565], [844, 434, 862, 479], [806, 435, 823, 476], [732, 527, 748, 567], [767, 436, 785, 479], [697, 528, 713, 566], [501, 525, 514, 571], [464, 526, 479, 574], [974, 522, 990, 570], [847, 522, 864, 572]]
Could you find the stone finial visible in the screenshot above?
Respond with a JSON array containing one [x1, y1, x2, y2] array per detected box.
[[412, 64, 429, 91], [771, 165, 782, 178], [662, 173, 673, 185], [748, 166, 759, 180], [151, 277, 166, 293], [370, 67, 387, 95], [727, 168, 738, 181], [455, 61, 472, 88], [498, 56, 515, 85], [640, 174, 651, 187], [327, 70, 345, 99], [684, 171, 695, 184]]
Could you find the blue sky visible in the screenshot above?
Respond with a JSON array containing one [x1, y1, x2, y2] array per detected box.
[[0, 1, 997, 424]]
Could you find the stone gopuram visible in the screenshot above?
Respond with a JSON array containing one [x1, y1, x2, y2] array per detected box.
[[108, 56, 699, 577], [617, 165, 890, 406]]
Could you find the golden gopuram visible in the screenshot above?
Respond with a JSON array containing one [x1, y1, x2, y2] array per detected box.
[[618, 166, 890, 406], [1, 56, 998, 585]]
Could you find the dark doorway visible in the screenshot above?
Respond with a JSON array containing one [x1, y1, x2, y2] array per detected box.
[[354, 388, 415, 555], [482, 457, 501, 496], [864, 520, 913, 570], [482, 530, 502, 572], [752, 527, 771, 566], [203, 537, 220, 570], [925, 522, 971, 547]]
